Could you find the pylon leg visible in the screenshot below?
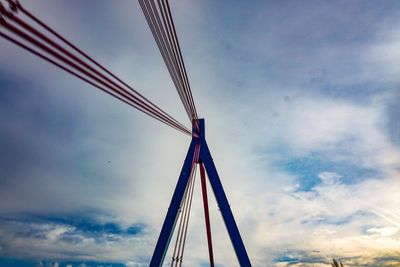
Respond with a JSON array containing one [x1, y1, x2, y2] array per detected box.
[[200, 140, 252, 267], [150, 119, 251, 266], [150, 139, 197, 267]]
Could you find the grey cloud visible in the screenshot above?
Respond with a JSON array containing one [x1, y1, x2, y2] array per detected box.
[[1, 0, 400, 266]]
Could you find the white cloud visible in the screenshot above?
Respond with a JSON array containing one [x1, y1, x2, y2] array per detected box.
[[1, 0, 400, 266], [367, 227, 399, 237]]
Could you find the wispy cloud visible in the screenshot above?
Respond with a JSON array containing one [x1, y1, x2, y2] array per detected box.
[[370, 210, 400, 228], [0, 0, 400, 266]]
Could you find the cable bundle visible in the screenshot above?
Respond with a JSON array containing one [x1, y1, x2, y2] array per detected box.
[[0, 1, 210, 264], [138, 1, 209, 264], [138, 0, 199, 131], [170, 144, 200, 267], [0, 0, 192, 136]]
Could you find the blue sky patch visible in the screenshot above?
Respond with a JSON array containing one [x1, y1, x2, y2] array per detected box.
[[0, 214, 146, 239], [126, 224, 145, 235], [31, 215, 145, 236], [0, 258, 36, 267], [273, 251, 325, 265], [278, 152, 380, 191], [274, 255, 300, 263]]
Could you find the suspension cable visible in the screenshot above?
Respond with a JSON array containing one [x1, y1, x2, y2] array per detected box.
[[0, 0, 192, 136], [200, 162, 215, 267], [170, 144, 200, 266], [138, 0, 196, 126], [159, 0, 198, 122], [14, 0, 184, 132], [139, 0, 199, 131]]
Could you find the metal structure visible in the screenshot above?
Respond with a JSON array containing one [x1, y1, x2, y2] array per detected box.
[[151, 119, 251, 266], [0, 0, 252, 266]]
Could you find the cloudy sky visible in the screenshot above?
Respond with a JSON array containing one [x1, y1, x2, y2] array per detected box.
[[1, 0, 400, 266]]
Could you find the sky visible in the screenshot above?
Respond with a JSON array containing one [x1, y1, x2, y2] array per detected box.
[[0, 0, 400, 266]]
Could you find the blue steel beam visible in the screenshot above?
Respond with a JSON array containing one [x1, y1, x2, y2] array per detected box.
[[199, 120, 252, 267], [149, 138, 197, 267], [150, 119, 251, 266]]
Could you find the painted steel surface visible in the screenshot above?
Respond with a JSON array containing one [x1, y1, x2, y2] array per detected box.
[[150, 119, 251, 267]]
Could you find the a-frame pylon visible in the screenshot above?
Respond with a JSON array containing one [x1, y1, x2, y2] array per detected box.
[[150, 119, 252, 267]]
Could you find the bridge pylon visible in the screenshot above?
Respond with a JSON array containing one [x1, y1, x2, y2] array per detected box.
[[150, 119, 252, 267]]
